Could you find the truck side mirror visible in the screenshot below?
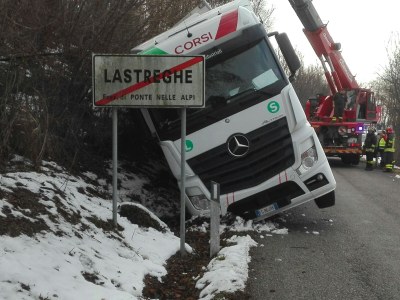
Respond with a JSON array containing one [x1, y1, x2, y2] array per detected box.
[[275, 33, 301, 79]]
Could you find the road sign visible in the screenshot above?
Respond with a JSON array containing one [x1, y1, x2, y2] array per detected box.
[[92, 54, 205, 108]]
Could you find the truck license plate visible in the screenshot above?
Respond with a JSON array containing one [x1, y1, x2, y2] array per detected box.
[[255, 203, 279, 217]]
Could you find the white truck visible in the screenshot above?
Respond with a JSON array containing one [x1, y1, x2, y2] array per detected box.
[[132, 0, 336, 221]]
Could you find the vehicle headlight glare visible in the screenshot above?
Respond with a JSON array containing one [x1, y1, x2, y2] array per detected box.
[[303, 156, 315, 168], [186, 187, 210, 210], [297, 146, 318, 175]]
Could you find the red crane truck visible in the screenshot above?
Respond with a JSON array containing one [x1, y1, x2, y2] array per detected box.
[[289, 0, 381, 165]]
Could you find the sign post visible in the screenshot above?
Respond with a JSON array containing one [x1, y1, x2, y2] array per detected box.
[[112, 107, 118, 227], [93, 54, 205, 253], [180, 108, 187, 255], [210, 181, 220, 257]]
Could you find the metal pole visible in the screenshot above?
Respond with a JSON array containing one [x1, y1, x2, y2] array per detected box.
[[112, 107, 118, 227], [180, 108, 187, 256], [210, 181, 220, 257]]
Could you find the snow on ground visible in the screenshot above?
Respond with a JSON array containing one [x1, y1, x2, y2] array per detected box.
[[0, 156, 285, 300], [0, 156, 182, 300]]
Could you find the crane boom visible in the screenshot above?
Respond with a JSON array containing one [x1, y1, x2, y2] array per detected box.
[[289, 0, 381, 165], [289, 0, 324, 31], [289, 0, 359, 93]]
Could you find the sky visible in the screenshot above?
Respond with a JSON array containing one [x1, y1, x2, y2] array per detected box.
[[268, 0, 400, 84]]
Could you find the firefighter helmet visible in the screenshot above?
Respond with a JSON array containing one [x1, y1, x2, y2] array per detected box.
[[386, 127, 393, 134]]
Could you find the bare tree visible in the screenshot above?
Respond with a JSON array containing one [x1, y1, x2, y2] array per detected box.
[[250, 0, 275, 30], [0, 0, 147, 167], [292, 61, 330, 107], [0, 0, 277, 168], [276, 50, 329, 107], [372, 34, 400, 162]]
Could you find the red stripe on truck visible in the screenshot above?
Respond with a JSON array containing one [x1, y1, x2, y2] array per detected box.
[[215, 10, 239, 40]]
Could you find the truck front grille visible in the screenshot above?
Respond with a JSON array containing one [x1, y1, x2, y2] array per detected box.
[[187, 117, 295, 194], [228, 181, 305, 219]]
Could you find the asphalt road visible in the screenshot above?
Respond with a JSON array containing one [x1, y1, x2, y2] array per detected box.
[[245, 159, 400, 300]]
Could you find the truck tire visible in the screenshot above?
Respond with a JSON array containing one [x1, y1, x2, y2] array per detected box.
[[314, 191, 335, 208], [341, 156, 352, 164], [351, 155, 360, 165], [341, 154, 360, 165]]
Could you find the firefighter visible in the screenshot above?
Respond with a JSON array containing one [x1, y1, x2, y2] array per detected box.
[[363, 127, 377, 171], [376, 130, 387, 168], [383, 127, 396, 172], [332, 90, 346, 121]]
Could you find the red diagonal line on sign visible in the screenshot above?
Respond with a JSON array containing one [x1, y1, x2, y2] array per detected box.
[[95, 56, 203, 106]]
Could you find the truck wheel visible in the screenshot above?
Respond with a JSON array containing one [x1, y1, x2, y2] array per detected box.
[[351, 155, 360, 165], [341, 156, 351, 164], [314, 191, 335, 208]]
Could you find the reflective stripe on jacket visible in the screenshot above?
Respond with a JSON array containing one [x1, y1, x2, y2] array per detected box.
[[384, 136, 396, 153], [378, 137, 386, 148]]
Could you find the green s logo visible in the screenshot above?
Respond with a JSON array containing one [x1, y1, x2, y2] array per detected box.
[[185, 140, 194, 152], [267, 101, 280, 113]]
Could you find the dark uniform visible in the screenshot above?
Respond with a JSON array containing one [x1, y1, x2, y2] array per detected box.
[[333, 91, 346, 121], [376, 131, 387, 168], [383, 128, 396, 172], [364, 128, 377, 171]]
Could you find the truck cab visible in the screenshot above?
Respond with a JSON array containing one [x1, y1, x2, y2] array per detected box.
[[132, 0, 336, 220]]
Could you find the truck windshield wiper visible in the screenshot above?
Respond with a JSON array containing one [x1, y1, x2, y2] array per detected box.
[[185, 87, 276, 125], [228, 88, 273, 106], [253, 89, 274, 98], [227, 88, 274, 104], [186, 105, 221, 123], [226, 88, 256, 101]]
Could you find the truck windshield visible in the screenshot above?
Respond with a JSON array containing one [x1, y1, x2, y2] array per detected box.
[[204, 39, 284, 105], [149, 38, 286, 140]]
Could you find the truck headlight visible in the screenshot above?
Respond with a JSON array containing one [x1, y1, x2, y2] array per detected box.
[[186, 187, 210, 210], [296, 146, 318, 175]]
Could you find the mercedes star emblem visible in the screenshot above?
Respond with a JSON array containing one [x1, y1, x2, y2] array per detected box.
[[227, 134, 250, 157]]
